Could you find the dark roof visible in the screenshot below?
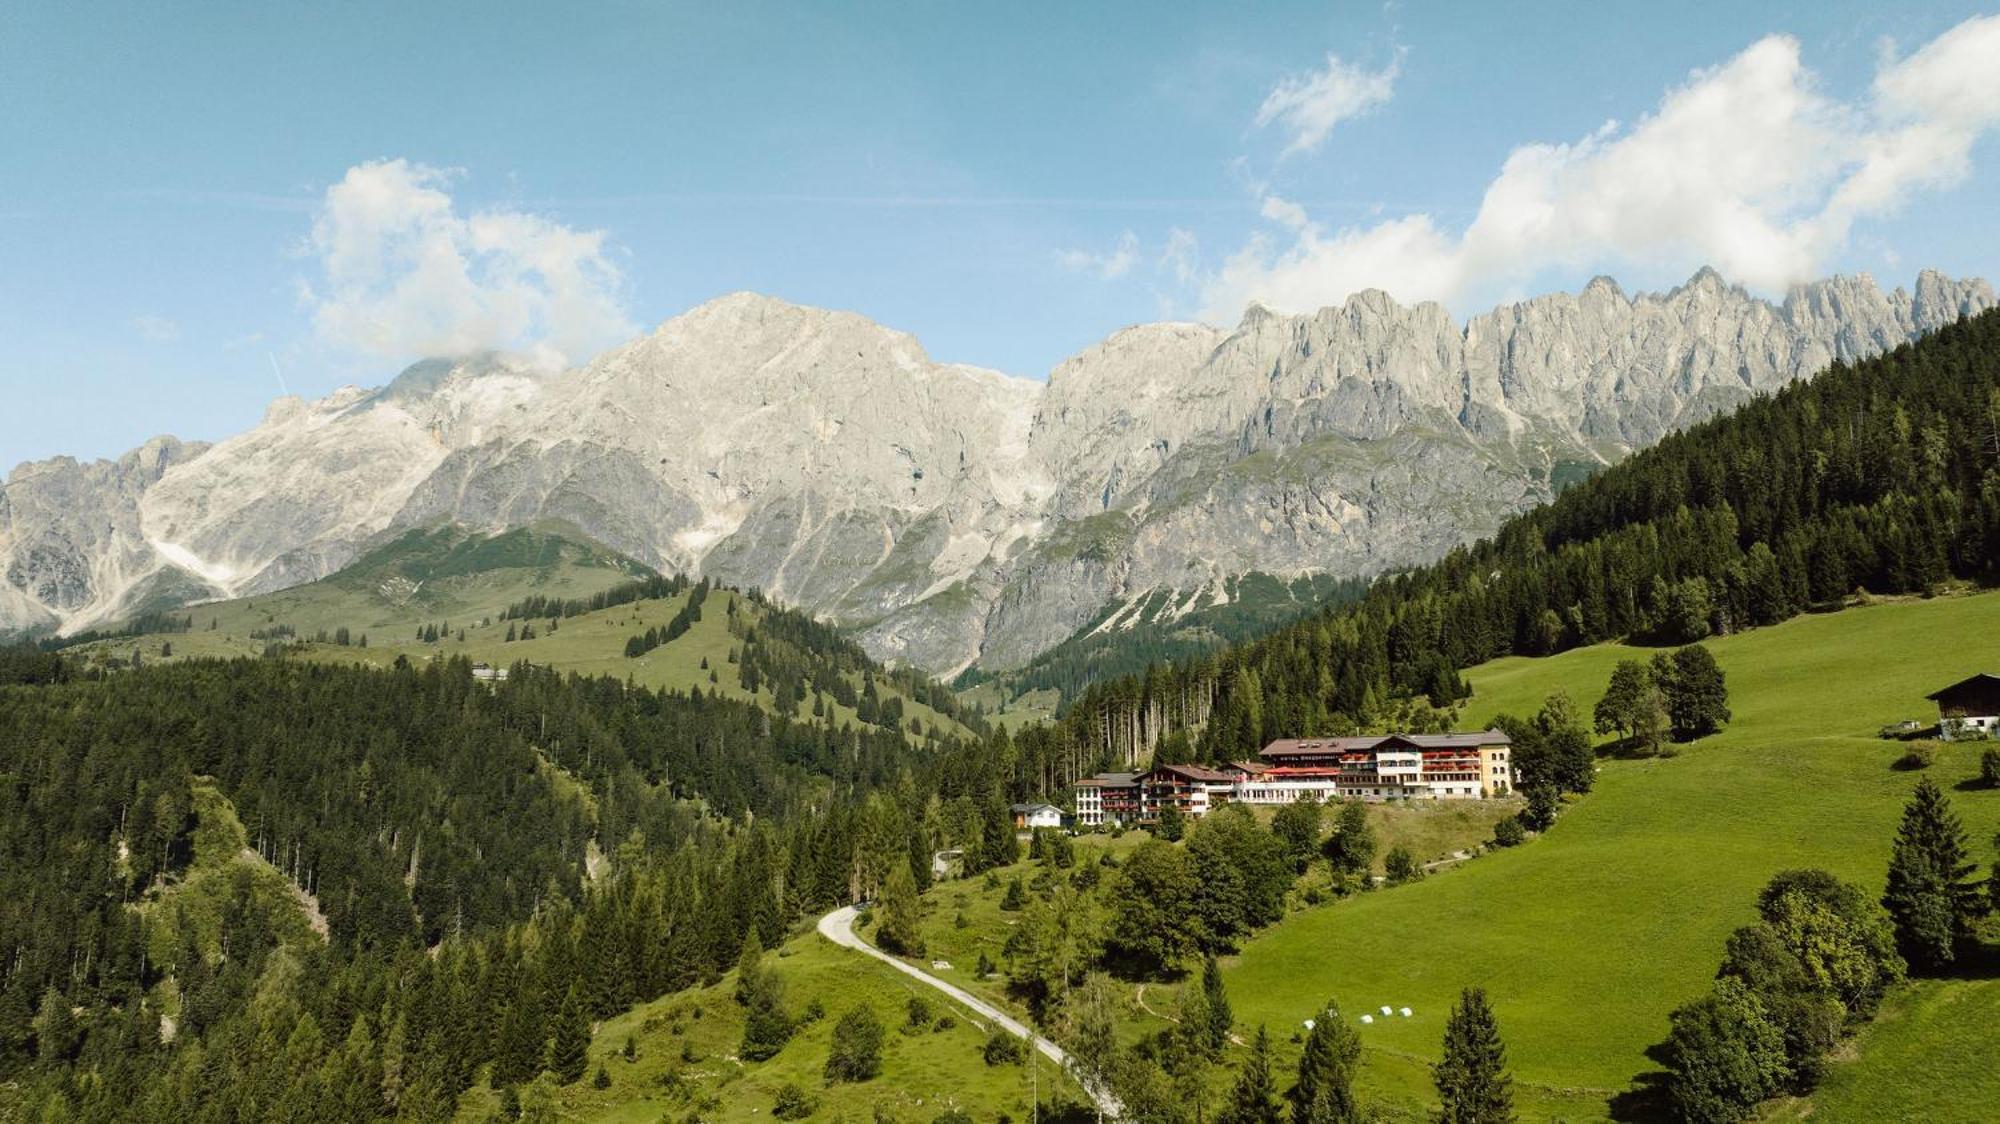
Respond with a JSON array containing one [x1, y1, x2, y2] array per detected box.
[[1010, 802, 1060, 815], [1078, 772, 1140, 787], [1926, 673, 2000, 702], [1260, 730, 1510, 758], [1144, 762, 1238, 783]]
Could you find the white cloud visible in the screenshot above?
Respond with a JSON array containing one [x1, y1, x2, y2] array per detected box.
[[1160, 228, 1200, 284], [1204, 15, 2000, 322], [130, 314, 179, 343], [303, 159, 634, 368], [1254, 50, 1401, 157], [1056, 230, 1141, 280]]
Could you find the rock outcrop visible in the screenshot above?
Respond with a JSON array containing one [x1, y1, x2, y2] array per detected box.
[[4, 269, 1991, 672]]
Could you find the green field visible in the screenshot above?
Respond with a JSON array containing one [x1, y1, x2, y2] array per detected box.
[[1219, 591, 2000, 1121], [452, 933, 1087, 1123]]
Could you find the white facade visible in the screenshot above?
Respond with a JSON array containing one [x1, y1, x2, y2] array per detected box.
[[1013, 803, 1062, 829], [1941, 714, 2000, 741], [1075, 786, 1105, 826]]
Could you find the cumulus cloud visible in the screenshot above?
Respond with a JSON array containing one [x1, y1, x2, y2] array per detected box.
[[302, 159, 634, 368], [1204, 15, 2000, 322], [130, 314, 179, 343], [1056, 230, 1141, 279], [1254, 49, 1401, 156]]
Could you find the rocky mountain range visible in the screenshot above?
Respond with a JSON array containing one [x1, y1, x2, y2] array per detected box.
[[3, 268, 1992, 674]]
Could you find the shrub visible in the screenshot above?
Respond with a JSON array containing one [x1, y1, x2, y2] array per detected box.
[[1981, 745, 2000, 788], [772, 1083, 818, 1120], [803, 997, 827, 1023], [904, 996, 934, 1034], [982, 1029, 1027, 1066], [1384, 846, 1422, 885], [824, 1006, 885, 1084], [592, 1066, 612, 1090], [1894, 741, 1938, 771], [1492, 816, 1526, 847]]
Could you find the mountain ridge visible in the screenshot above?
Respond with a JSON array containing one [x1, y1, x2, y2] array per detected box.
[[4, 268, 1992, 674]]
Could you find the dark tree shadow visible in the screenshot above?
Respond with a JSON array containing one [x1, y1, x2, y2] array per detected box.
[[1606, 1068, 1675, 1123]]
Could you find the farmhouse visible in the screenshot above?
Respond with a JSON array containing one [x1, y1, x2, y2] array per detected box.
[[1010, 802, 1063, 830], [1249, 731, 1514, 801], [1074, 772, 1140, 826], [1927, 673, 2000, 739]]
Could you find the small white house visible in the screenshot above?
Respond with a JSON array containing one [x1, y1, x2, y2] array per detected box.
[[1010, 802, 1062, 830]]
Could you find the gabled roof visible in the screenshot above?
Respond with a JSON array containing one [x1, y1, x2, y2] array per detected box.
[[1078, 772, 1140, 787], [1260, 730, 1510, 758], [1010, 802, 1061, 815], [1926, 673, 2000, 701], [1144, 762, 1239, 783]]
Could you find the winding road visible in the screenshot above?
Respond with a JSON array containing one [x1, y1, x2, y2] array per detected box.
[[816, 905, 1121, 1118]]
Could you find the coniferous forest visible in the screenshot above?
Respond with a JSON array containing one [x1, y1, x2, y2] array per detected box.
[[0, 651, 1047, 1120]]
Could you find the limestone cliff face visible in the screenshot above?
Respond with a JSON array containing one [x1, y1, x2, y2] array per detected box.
[[4, 270, 1991, 670]]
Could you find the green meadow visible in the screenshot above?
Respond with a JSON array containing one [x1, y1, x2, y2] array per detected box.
[[1219, 591, 2000, 1121], [453, 934, 1086, 1124]]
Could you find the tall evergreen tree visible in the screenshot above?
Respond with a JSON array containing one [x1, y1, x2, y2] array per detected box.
[[1201, 954, 1234, 1052], [1433, 988, 1515, 1124], [1881, 777, 1981, 971], [545, 984, 591, 1085], [875, 861, 926, 957], [1216, 1025, 1283, 1124], [1289, 1003, 1363, 1124]]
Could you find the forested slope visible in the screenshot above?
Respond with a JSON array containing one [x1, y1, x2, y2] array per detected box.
[[0, 645, 1042, 1120]]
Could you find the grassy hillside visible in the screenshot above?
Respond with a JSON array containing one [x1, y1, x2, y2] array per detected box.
[[164, 524, 648, 646], [1208, 590, 2000, 1121], [459, 933, 1087, 1124], [64, 525, 978, 741]]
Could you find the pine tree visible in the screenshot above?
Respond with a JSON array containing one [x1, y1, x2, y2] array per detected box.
[[1290, 1003, 1363, 1124], [1433, 988, 1514, 1124], [875, 861, 926, 957], [1215, 1024, 1283, 1124], [1201, 954, 1234, 1052], [546, 984, 591, 1084], [1881, 777, 1981, 972]]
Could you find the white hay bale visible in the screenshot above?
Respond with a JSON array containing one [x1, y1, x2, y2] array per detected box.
[[1380, 1006, 1393, 1016], [1359, 1014, 1374, 1025], [1302, 1018, 1316, 1030], [1400, 1007, 1412, 1017]]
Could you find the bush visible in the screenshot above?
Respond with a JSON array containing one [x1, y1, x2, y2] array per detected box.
[[592, 1065, 611, 1090], [1894, 741, 1938, 771], [1981, 746, 2000, 788], [904, 995, 934, 1034], [1384, 846, 1422, 885], [824, 1005, 885, 1084], [772, 1083, 819, 1120], [1492, 816, 1526, 847], [803, 997, 827, 1023], [982, 1028, 1027, 1066]]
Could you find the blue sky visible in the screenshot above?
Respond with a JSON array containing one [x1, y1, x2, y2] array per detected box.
[[3, 1, 1998, 467]]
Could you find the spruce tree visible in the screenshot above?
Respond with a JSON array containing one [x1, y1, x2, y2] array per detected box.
[[1433, 988, 1515, 1124], [1290, 1003, 1363, 1124], [1882, 777, 1981, 972], [875, 861, 926, 957], [546, 984, 591, 1085], [1216, 1024, 1283, 1124], [1202, 954, 1234, 1052]]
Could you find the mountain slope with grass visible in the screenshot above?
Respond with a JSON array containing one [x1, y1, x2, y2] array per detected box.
[[1215, 590, 2000, 1121]]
